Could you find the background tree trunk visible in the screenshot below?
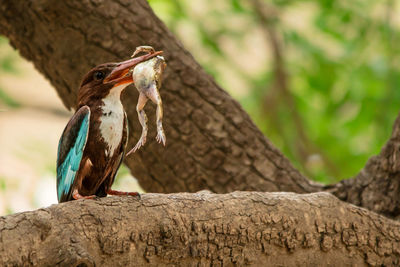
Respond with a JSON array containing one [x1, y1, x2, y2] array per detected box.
[[1, 192, 399, 267]]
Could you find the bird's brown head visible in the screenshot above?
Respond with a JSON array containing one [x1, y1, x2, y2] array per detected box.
[[76, 51, 163, 108]]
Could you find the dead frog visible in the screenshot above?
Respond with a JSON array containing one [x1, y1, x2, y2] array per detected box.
[[126, 46, 167, 155]]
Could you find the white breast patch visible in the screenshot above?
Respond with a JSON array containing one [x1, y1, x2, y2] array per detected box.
[[99, 85, 126, 157]]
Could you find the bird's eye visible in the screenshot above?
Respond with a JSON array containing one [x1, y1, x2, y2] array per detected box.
[[93, 71, 105, 81]]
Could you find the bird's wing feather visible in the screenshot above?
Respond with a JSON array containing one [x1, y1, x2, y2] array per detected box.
[[56, 106, 90, 203]]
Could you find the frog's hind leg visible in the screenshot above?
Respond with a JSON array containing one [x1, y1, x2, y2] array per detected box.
[[127, 93, 149, 155], [146, 84, 166, 146]]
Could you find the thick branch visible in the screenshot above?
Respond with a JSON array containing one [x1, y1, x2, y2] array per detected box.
[[1, 192, 399, 266]]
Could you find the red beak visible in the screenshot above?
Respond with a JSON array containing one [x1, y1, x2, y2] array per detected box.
[[103, 50, 163, 86]]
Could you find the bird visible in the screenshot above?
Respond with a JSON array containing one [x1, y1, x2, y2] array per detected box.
[[56, 49, 162, 203]]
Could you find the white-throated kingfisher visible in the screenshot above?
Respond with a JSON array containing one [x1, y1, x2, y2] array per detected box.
[[56, 50, 162, 203]]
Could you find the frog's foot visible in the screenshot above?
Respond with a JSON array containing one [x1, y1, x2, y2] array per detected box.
[[156, 127, 166, 146], [132, 46, 156, 58], [127, 134, 147, 155]]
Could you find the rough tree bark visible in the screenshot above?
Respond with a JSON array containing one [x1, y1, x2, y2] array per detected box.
[[1, 0, 400, 265], [1, 192, 400, 266]]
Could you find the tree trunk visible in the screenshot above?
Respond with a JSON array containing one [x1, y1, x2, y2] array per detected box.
[[1, 192, 399, 267]]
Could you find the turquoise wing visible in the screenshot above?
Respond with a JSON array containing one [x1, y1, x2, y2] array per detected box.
[[56, 106, 90, 203]]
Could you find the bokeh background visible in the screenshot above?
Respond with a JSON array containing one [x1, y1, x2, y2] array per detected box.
[[1, 0, 399, 215]]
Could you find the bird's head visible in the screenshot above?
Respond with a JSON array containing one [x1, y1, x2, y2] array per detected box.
[[76, 51, 162, 108]]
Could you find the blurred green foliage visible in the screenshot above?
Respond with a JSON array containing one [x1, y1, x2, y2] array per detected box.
[[0, 177, 6, 191], [149, 0, 400, 183], [0, 36, 20, 108]]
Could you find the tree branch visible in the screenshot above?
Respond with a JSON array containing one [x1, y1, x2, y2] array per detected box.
[[1, 192, 399, 266]]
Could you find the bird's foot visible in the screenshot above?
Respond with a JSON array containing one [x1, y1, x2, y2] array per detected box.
[[131, 46, 156, 58], [156, 127, 166, 146], [73, 189, 96, 200], [126, 134, 147, 155], [107, 189, 141, 199]]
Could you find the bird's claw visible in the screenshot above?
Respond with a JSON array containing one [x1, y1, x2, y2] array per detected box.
[[107, 189, 141, 200], [72, 189, 97, 201], [131, 46, 156, 58], [128, 192, 141, 200]]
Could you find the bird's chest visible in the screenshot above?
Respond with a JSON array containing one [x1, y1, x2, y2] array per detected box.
[[98, 97, 124, 157]]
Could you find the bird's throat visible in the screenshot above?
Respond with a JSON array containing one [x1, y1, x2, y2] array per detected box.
[[99, 84, 126, 157]]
